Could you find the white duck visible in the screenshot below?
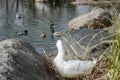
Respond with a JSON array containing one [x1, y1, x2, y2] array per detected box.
[[53, 40, 97, 78]]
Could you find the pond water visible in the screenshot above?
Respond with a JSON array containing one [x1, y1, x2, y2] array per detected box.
[[0, 0, 99, 54]]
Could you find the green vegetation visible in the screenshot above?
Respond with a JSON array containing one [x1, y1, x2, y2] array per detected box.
[[109, 12, 120, 80]]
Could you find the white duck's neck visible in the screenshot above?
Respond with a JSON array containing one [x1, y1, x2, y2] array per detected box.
[[56, 44, 65, 60]]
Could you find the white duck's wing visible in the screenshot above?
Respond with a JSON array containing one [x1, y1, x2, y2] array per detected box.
[[63, 60, 95, 76]]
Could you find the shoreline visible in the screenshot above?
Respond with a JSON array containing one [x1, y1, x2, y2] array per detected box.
[[71, 1, 120, 5]]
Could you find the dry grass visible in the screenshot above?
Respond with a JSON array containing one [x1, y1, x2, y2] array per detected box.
[[108, 12, 120, 80]]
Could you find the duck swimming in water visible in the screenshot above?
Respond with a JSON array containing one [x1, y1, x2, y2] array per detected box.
[[53, 40, 97, 78], [16, 13, 22, 19], [50, 23, 55, 33], [40, 32, 46, 38], [16, 30, 28, 36]]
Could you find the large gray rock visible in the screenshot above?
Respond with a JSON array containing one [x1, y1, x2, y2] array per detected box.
[[68, 8, 111, 30], [0, 39, 48, 80]]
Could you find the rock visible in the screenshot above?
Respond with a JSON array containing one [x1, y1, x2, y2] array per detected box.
[[0, 39, 48, 80], [68, 8, 112, 30], [59, 28, 111, 59], [71, 0, 118, 5]]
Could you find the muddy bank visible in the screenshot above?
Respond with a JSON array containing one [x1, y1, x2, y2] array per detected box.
[[0, 39, 49, 80]]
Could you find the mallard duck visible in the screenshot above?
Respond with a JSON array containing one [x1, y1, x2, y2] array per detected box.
[[16, 30, 28, 36], [16, 13, 22, 19], [53, 40, 97, 78], [40, 32, 46, 38], [50, 23, 55, 33]]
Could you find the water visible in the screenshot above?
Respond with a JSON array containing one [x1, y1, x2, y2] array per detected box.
[[0, 0, 95, 54]]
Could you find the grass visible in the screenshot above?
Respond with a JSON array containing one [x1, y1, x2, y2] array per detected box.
[[108, 12, 120, 80]]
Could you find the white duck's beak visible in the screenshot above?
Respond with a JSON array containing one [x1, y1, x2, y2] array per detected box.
[[53, 32, 61, 36]]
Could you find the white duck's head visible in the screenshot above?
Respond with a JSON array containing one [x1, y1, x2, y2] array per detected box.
[[56, 40, 63, 48]]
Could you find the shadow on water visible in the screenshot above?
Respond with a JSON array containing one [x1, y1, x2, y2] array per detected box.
[[49, 1, 61, 8]]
